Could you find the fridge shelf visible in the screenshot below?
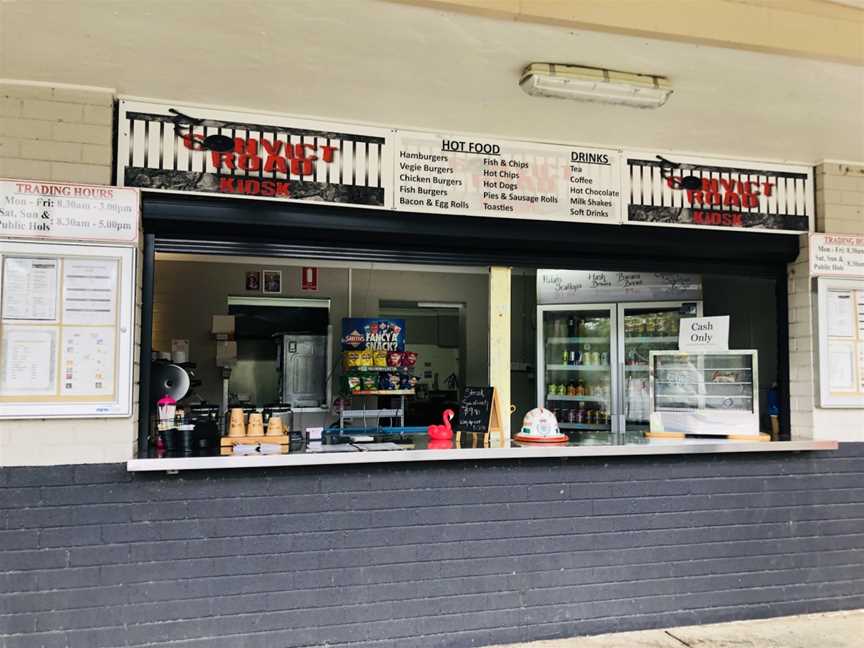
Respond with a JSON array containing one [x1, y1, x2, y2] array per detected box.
[[656, 367, 753, 371], [546, 364, 610, 372], [656, 394, 753, 399], [547, 394, 609, 402], [547, 337, 608, 344], [559, 423, 612, 430], [625, 336, 678, 344], [655, 380, 752, 385]]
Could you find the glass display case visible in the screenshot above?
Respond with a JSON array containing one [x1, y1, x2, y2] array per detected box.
[[649, 350, 759, 437]]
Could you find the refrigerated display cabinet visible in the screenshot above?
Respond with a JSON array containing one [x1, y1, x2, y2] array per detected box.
[[648, 350, 759, 436]]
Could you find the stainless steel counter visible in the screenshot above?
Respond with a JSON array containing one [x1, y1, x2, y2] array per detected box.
[[127, 439, 838, 473]]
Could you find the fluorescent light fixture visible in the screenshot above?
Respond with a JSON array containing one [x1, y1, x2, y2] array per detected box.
[[519, 63, 672, 109]]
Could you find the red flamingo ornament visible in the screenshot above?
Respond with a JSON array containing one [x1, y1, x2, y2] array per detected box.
[[427, 409, 455, 440]]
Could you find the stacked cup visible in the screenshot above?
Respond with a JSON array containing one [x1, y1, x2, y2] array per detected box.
[[247, 412, 264, 436], [228, 408, 246, 437]]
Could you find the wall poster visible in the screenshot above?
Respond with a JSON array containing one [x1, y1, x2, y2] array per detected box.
[[816, 277, 864, 408], [0, 242, 135, 418], [117, 99, 392, 209], [624, 152, 813, 234]]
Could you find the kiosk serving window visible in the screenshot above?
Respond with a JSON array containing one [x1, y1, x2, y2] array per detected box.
[[146, 254, 491, 459]]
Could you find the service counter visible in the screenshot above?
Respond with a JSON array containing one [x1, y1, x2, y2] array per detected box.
[[127, 437, 837, 472]]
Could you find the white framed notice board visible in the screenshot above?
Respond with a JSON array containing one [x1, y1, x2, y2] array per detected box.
[[816, 277, 864, 408], [0, 241, 136, 418]]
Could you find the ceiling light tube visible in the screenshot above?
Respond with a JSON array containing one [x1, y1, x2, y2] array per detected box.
[[519, 63, 672, 109]]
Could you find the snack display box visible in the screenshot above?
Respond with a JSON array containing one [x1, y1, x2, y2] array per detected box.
[[648, 350, 760, 437]]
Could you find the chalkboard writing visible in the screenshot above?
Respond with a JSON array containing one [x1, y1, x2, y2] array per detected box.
[[457, 386, 494, 433], [537, 269, 701, 305]]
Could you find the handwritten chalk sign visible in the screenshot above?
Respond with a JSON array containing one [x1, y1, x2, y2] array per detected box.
[[456, 386, 506, 447], [537, 269, 701, 304], [457, 387, 494, 433]]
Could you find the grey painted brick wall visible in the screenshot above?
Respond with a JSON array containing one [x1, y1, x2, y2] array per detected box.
[[1, 445, 864, 648]]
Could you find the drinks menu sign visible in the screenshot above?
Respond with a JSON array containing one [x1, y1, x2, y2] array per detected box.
[[395, 130, 621, 223]]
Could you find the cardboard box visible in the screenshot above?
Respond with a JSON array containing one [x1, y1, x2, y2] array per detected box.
[[211, 315, 236, 336]]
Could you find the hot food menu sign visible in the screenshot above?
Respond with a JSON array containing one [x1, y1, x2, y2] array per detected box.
[[117, 100, 392, 209], [624, 152, 813, 233]]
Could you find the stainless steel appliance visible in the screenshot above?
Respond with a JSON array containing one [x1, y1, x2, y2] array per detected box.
[[536, 300, 702, 439], [277, 333, 332, 409]]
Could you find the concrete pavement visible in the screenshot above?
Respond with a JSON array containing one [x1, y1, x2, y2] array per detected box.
[[491, 610, 864, 647]]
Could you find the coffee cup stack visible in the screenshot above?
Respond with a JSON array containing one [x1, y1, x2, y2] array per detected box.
[[228, 408, 246, 438]]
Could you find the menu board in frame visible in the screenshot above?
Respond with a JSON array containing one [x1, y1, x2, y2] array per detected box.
[[0, 241, 135, 418], [816, 277, 864, 408]]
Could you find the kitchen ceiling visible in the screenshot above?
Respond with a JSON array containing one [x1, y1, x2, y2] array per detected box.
[[1, 0, 862, 163]]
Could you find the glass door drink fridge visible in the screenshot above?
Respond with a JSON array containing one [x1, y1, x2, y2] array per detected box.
[[537, 305, 618, 443], [618, 301, 700, 434], [537, 301, 700, 440]]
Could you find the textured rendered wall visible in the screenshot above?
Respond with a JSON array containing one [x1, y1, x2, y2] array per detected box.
[[1, 447, 863, 647], [811, 163, 864, 440], [787, 162, 864, 441], [0, 80, 137, 465]]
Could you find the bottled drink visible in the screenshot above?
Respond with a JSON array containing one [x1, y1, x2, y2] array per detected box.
[[567, 316, 576, 337], [576, 379, 585, 396]]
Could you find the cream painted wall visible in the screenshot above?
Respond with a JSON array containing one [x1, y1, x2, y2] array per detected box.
[[394, 0, 864, 65], [0, 80, 138, 466]]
